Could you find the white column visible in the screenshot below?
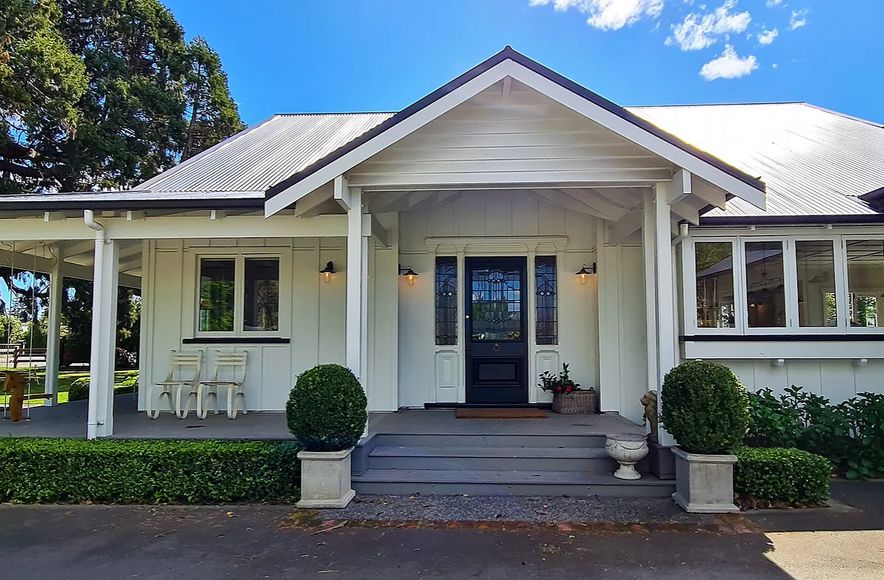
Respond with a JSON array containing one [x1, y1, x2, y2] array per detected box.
[[87, 237, 119, 439], [654, 184, 677, 446], [641, 192, 659, 398], [345, 185, 364, 381], [44, 245, 64, 406]]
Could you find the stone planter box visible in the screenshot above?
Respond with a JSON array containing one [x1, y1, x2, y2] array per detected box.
[[671, 447, 739, 513], [551, 390, 599, 414], [296, 447, 356, 509]]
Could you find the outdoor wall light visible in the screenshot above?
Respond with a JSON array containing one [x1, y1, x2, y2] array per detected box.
[[576, 263, 597, 285], [319, 261, 336, 283], [399, 266, 419, 286]]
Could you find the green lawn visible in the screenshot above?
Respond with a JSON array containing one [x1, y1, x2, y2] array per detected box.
[[1, 368, 138, 406]]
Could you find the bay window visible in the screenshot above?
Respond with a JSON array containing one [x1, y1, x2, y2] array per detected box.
[[686, 234, 883, 335]]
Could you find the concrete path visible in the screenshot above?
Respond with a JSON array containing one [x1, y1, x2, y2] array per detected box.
[[0, 481, 880, 579]]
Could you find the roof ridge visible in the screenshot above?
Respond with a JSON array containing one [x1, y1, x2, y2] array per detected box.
[[273, 111, 396, 117], [628, 101, 806, 109]]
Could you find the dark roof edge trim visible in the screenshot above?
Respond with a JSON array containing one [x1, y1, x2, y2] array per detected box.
[[265, 46, 764, 200], [698, 214, 884, 226], [0, 198, 265, 211]]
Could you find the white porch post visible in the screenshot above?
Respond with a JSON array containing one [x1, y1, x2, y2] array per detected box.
[[338, 177, 364, 383], [44, 244, 64, 406], [87, 230, 119, 439], [641, 193, 659, 398], [654, 183, 677, 446]]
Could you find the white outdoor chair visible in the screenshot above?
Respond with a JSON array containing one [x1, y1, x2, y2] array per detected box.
[[197, 351, 248, 419], [147, 350, 203, 419]]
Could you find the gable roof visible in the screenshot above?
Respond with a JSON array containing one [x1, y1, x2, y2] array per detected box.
[[262, 46, 766, 216]]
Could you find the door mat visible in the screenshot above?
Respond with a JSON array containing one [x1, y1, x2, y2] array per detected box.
[[455, 408, 548, 419]]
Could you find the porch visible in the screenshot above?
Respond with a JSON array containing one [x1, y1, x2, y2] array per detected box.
[[3, 394, 642, 440]]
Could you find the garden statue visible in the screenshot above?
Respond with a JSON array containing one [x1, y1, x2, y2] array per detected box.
[[641, 390, 658, 442]]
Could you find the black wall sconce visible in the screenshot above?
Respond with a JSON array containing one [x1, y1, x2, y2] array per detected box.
[[319, 261, 336, 284], [576, 263, 597, 285], [399, 265, 419, 286]]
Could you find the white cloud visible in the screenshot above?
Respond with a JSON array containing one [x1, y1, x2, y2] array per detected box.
[[757, 27, 778, 44], [529, 0, 664, 31], [790, 8, 808, 29], [765, 0, 783, 7], [699, 44, 758, 79], [666, 0, 752, 51]]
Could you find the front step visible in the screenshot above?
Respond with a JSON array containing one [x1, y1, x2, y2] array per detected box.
[[368, 445, 621, 472], [352, 469, 673, 497], [368, 433, 608, 448]]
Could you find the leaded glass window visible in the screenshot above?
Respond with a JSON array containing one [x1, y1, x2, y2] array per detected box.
[[535, 256, 558, 345], [435, 257, 457, 345]]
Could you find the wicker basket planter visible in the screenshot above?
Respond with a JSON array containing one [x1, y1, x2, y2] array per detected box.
[[551, 389, 599, 414]]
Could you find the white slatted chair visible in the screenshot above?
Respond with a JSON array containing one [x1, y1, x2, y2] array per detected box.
[[197, 351, 248, 419], [147, 351, 203, 419]]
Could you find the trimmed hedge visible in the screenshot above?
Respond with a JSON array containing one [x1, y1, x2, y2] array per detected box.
[[661, 360, 749, 454], [0, 438, 300, 504], [734, 447, 832, 507]]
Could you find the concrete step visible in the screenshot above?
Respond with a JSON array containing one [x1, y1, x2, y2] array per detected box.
[[352, 468, 674, 498], [368, 445, 623, 472], [369, 433, 608, 449]]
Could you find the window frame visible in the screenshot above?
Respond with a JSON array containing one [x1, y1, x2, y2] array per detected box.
[[843, 235, 884, 334], [195, 253, 283, 338], [684, 232, 880, 336]]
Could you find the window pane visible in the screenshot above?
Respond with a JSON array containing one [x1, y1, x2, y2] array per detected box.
[[435, 257, 458, 345], [745, 241, 786, 328], [796, 241, 837, 327], [244, 259, 279, 331], [847, 240, 884, 328], [535, 256, 558, 344], [199, 259, 235, 332], [695, 242, 735, 328]]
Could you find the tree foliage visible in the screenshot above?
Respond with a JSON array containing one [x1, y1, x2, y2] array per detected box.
[[1, 0, 244, 192]]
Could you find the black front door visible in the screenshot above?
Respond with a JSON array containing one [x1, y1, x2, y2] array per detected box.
[[465, 257, 528, 405]]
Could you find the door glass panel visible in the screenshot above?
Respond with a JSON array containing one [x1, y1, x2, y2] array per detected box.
[[745, 241, 787, 328], [695, 242, 736, 328], [471, 265, 522, 341], [535, 256, 558, 344], [795, 241, 837, 327], [435, 257, 458, 345], [846, 239, 884, 328]]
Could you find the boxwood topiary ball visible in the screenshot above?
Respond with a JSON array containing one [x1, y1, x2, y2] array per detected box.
[[661, 360, 749, 455], [286, 364, 368, 452], [68, 378, 90, 401]]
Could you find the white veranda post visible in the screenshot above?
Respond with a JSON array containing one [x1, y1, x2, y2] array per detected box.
[[87, 226, 120, 439], [643, 185, 678, 446], [337, 177, 367, 389], [44, 244, 64, 406]]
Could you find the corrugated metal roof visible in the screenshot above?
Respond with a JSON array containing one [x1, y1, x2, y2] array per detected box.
[[135, 113, 394, 193], [1, 102, 881, 219], [629, 103, 884, 217]]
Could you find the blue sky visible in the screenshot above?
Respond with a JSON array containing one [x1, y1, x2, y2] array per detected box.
[[163, 0, 883, 126]]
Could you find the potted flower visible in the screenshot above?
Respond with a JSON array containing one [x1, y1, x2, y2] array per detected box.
[[286, 364, 368, 508], [539, 363, 598, 414], [661, 360, 749, 513]]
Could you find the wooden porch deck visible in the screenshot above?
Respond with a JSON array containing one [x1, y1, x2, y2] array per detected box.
[[2, 396, 644, 440]]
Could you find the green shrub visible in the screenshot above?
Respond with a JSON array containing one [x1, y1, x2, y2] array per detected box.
[[661, 360, 749, 454], [745, 386, 884, 480], [286, 364, 367, 452], [0, 438, 300, 503], [68, 378, 90, 401], [734, 447, 832, 507]]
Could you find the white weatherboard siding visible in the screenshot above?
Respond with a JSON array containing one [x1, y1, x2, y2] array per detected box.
[[138, 236, 399, 412]]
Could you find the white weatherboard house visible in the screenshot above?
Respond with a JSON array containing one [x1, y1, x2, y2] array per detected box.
[[2, 48, 883, 473]]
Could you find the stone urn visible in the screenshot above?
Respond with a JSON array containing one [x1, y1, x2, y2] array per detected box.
[[605, 434, 649, 480]]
